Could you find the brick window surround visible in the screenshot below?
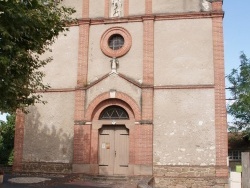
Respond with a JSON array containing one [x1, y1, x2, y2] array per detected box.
[[100, 27, 132, 58]]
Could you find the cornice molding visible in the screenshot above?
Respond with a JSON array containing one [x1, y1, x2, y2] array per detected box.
[[34, 84, 215, 93], [76, 11, 224, 26]]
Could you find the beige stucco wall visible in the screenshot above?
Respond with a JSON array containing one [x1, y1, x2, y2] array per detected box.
[[41, 26, 79, 89], [153, 0, 203, 14], [154, 19, 214, 86], [23, 92, 75, 163], [86, 74, 141, 108], [89, 0, 105, 18], [129, 0, 145, 16], [60, 0, 83, 19], [88, 23, 143, 83], [153, 89, 216, 165]]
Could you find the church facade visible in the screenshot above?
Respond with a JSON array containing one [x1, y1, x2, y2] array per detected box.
[[13, 0, 228, 187]]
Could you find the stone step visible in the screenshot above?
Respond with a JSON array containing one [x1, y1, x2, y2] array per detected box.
[[83, 175, 128, 182]]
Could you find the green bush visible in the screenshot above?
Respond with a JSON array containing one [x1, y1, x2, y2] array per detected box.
[[8, 149, 14, 166], [0, 114, 15, 165]]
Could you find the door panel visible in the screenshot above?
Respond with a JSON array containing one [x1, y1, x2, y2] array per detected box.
[[99, 125, 129, 175], [99, 127, 115, 175], [114, 127, 129, 175]]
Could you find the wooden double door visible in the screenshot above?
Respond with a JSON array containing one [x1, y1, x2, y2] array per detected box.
[[99, 125, 129, 175]]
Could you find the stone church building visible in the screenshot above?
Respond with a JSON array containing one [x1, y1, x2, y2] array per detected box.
[[13, 0, 228, 187]]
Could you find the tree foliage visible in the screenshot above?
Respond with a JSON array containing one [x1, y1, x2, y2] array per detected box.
[[0, 114, 15, 165], [0, 0, 75, 113], [227, 52, 250, 132]]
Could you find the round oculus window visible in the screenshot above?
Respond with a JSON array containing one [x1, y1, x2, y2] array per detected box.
[[100, 27, 132, 58], [108, 34, 124, 50]]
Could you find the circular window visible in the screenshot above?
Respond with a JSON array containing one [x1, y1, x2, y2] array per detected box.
[[100, 27, 132, 58], [108, 34, 124, 50]]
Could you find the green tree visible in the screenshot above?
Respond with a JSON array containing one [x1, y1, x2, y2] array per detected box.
[[0, 0, 75, 113], [0, 114, 15, 165], [227, 52, 250, 132]]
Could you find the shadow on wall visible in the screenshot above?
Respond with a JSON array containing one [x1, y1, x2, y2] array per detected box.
[[22, 106, 73, 172]]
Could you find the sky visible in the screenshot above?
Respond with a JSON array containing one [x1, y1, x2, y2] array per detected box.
[[223, 0, 250, 122], [224, 0, 250, 85], [0, 1, 249, 122], [0, 114, 6, 122]]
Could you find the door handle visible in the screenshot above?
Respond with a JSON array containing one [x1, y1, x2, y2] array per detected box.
[[115, 151, 116, 157]]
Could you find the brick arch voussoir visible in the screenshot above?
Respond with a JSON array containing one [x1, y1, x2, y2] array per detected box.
[[85, 92, 141, 121]]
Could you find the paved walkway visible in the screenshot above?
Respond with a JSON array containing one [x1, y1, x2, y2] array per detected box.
[[0, 173, 140, 188]]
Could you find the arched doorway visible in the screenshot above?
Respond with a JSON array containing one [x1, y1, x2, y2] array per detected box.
[[78, 95, 147, 176], [98, 105, 130, 175]]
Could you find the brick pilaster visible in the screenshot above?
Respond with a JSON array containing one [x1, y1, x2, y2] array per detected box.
[[105, 0, 110, 18], [212, 0, 223, 12], [90, 129, 99, 164], [74, 90, 86, 121], [82, 0, 89, 18], [13, 110, 25, 172], [124, 0, 129, 17], [139, 15, 154, 167], [212, 6, 228, 177], [77, 24, 89, 87], [134, 125, 153, 165], [142, 88, 153, 120], [73, 125, 91, 163], [143, 18, 154, 85], [142, 18, 154, 121], [73, 4, 90, 165], [145, 0, 152, 14]]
